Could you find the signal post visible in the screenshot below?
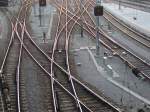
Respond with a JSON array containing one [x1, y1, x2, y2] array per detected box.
[[94, 0, 103, 56], [39, 0, 46, 26]]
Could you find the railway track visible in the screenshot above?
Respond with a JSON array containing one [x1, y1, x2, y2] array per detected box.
[[0, 0, 130, 111], [50, 0, 150, 105], [51, 0, 122, 111], [22, 0, 123, 111], [3, 32, 20, 112], [112, 0, 150, 12], [72, 0, 150, 80], [22, 16, 122, 112], [23, 31, 122, 111], [0, 0, 32, 111], [51, 0, 81, 111], [55, 0, 150, 80]]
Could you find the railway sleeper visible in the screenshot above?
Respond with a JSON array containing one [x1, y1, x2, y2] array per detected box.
[[0, 74, 13, 111], [54, 84, 78, 112]]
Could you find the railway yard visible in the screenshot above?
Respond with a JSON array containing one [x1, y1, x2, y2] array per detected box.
[[0, 0, 150, 112]]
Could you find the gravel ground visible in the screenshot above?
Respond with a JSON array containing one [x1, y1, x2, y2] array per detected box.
[[21, 50, 53, 112]]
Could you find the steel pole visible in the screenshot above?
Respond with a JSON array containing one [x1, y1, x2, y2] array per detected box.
[[96, 16, 100, 56], [33, 0, 36, 16], [39, 6, 42, 26], [95, 0, 100, 56], [80, 0, 83, 37]]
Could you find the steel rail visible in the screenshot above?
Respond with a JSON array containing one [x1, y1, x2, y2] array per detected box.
[[23, 28, 121, 112], [54, 0, 96, 36], [16, 0, 123, 110], [50, 0, 64, 111], [64, 0, 102, 111], [0, 5, 30, 110], [55, 2, 95, 28], [64, 0, 83, 111], [0, 0, 31, 73], [24, 22, 122, 112], [0, 0, 32, 111], [52, 0, 88, 111], [53, 0, 94, 111], [54, 3, 97, 37], [51, 0, 69, 112], [17, 1, 90, 111], [52, 2, 89, 39], [1, 0, 119, 111], [0, 7, 15, 112], [16, 19, 25, 112], [16, 5, 29, 111], [15, 25, 93, 112], [51, 0, 77, 111], [0, 7, 24, 73], [13, 1, 32, 111], [15, 1, 32, 111], [56, 0, 99, 40], [51, 10, 62, 112]]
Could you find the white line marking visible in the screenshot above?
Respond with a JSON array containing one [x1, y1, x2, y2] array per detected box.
[[107, 64, 112, 70]]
